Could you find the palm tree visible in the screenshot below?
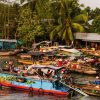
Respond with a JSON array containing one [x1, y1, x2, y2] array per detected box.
[[50, 0, 88, 45]]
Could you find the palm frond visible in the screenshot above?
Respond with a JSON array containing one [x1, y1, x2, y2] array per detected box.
[[72, 23, 84, 32], [62, 29, 67, 40], [50, 29, 55, 40], [57, 25, 65, 37], [67, 27, 73, 41], [73, 14, 88, 23]]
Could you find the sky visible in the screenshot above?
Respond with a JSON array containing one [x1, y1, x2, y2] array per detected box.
[[79, 0, 100, 9], [2, 0, 100, 9]]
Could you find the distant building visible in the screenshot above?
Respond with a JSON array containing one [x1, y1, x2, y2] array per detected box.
[[0, 39, 17, 50], [74, 33, 100, 42], [74, 33, 100, 49]]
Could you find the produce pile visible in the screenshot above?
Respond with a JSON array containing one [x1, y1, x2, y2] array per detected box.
[[0, 75, 35, 84]]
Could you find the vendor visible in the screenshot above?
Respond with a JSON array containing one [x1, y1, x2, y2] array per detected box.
[[45, 70, 53, 78], [17, 77, 27, 83]]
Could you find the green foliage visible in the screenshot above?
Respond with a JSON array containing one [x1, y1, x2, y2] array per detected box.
[[0, 75, 36, 85], [72, 23, 84, 32], [73, 14, 88, 23], [25, 80, 35, 84], [0, 3, 19, 39], [1, 0, 99, 46], [92, 16, 100, 33], [0, 76, 17, 81], [50, 0, 88, 44], [17, 6, 45, 46]]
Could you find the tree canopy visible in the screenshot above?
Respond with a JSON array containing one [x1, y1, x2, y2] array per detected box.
[[0, 0, 99, 47], [92, 16, 100, 34]]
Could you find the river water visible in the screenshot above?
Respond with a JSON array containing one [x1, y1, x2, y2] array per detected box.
[[0, 56, 100, 100]]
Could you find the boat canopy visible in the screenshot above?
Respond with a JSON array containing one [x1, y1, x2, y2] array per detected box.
[[28, 51, 44, 56], [28, 64, 65, 71], [0, 39, 17, 50]]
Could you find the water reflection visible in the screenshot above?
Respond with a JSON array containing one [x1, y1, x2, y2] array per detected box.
[[72, 96, 100, 100], [0, 89, 69, 100]]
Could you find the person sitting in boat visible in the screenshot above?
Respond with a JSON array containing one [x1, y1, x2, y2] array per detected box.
[[8, 60, 14, 72], [45, 70, 53, 78], [94, 76, 100, 85], [37, 69, 44, 77], [63, 74, 73, 85], [17, 77, 27, 83]]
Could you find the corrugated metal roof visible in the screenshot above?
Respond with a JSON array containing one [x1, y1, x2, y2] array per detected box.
[[0, 39, 17, 42], [74, 33, 100, 42]]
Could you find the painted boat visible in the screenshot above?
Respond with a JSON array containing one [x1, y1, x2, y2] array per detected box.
[[18, 59, 54, 65], [0, 73, 70, 96], [17, 54, 55, 65]]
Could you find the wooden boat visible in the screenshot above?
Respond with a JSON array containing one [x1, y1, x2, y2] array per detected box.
[[66, 67, 97, 75], [70, 69, 97, 75], [18, 58, 54, 65], [79, 49, 100, 57], [0, 73, 70, 96], [0, 49, 25, 56], [65, 62, 97, 75], [17, 54, 33, 64], [17, 53, 56, 65], [69, 84, 100, 96], [78, 84, 100, 96], [83, 90, 100, 96]]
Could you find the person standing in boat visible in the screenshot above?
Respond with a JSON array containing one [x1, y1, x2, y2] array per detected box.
[[8, 60, 14, 72]]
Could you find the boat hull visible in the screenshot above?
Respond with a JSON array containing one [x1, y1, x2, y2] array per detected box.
[[0, 74, 69, 96]]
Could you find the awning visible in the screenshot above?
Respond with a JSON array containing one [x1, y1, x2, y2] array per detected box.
[[74, 33, 100, 42], [28, 64, 65, 71]]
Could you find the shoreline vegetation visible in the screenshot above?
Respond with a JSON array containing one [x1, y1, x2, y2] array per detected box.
[[0, 0, 99, 48]]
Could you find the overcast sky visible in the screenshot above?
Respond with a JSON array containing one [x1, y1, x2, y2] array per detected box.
[[79, 0, 100, 9], [5, 0, 100, 9]]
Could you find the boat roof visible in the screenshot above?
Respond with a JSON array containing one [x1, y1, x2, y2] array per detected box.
[[19, 54, 31, 58], [0, 39, 17, 43], [29, 64, 65, 70], [28, 51, 45, 56], [74, 33, 100, 42]]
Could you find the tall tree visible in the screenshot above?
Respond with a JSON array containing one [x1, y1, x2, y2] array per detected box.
[[50, 0, 88, 44], [0, 3, 19, 39], [92, 16, 100, 34], [17, 6, 45, 46]]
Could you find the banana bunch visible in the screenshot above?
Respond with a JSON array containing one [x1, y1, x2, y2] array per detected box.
[[25, 80, 35, 84]]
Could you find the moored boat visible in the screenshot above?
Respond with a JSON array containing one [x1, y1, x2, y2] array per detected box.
[[0, 49, 27, 56], [83, 90, 100, 96], [0, 73, 70, 96]]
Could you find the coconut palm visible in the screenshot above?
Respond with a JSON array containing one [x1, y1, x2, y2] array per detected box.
[[50, 0, 88, 45]]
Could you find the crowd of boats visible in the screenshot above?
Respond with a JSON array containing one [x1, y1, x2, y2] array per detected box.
[[0, 45, 100, 97]]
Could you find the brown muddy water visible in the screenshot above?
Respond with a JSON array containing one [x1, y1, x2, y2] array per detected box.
[[0, 88, 100, 100], [0, 56, 100, 100]]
